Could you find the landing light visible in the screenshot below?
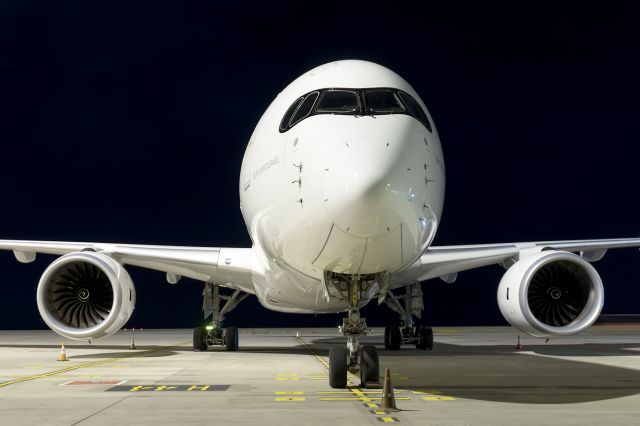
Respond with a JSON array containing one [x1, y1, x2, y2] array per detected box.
[[205, 325, 214, 331]]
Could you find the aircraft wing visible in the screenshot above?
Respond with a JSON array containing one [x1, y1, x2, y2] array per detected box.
[[415, 238, 640, 282], [0, 239, 254, 294]]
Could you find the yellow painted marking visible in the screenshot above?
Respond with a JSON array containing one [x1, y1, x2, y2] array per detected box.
[[275, 397, 305, 401], [351, 387, 372, 402], [367, 403, 379, 408], [276, 373, 299, 381], [275, 391, 304, 395], [187, 385, 210, 391], [129, 385, 155, 392], [379, 417, 396, 423], [295, 336, 330, 369], [321, 397, 410, 401], [0, 341, 188, 389], [320, 397, 369, 401], [374, 411, 387, 415], [423, 396, 455, 401], [318, 391, 359, 394], [318, 391, 400, 395], [154, 385, 178, 392]]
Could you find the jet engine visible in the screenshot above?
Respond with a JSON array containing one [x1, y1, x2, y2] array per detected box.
[[36, 251, 136, 340], [497, 250, 603, 337]]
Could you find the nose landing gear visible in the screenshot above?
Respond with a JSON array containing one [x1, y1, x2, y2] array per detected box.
[[328, 275, 380, 388]]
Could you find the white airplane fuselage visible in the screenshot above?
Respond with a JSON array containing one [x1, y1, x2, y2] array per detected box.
[[238, 61, 445, 313]]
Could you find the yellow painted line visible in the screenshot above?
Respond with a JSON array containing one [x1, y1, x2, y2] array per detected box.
[[0, 341, 188, 389], [321, 397, 411, 401], [275, 391, 304, 395], [295, 337, 329, 369], [276, 378, 299, 381], [366, 403, 379, 408], [320, 397, 369, 401], [318, 391, 401, 395], [319, 391, 360, 395], [379, 416, 396, 423], [351, 387, 372, 402], [423, 396, 455, 401], [275, 397, 305, 401]]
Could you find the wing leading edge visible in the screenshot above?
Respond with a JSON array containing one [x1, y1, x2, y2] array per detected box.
[[415, 238, 640, 282], [0, 240, 254, 294]]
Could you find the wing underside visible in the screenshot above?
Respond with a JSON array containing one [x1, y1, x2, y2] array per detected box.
[[0, 240, 254, 294], [412, 238, 640, 283]]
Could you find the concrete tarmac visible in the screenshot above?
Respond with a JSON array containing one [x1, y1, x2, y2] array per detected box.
[[1, 326, 639, 425]]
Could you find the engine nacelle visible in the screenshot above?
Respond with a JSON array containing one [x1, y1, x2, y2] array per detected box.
[[497, 250, 604, 337], [37, 251, 136, 340]]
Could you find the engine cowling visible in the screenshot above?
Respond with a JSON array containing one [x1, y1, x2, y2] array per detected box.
[[36, 251, 136, 340], [497, 250, 604, 337]]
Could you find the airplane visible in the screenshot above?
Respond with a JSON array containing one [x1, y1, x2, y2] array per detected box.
[[1, 60, 639, 389]]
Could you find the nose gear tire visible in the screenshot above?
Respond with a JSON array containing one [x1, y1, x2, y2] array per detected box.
[[329, 345, 348, 388], [360, 345, 380, 386]]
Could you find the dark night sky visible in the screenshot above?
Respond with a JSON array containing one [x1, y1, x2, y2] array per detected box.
[[0, 1, 639, 330]]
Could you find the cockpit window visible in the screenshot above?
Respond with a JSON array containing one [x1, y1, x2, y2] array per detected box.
[[363, 89, 405, 114], [316, 90, 360, 114], [397, 91, 432, 132], [289, 92, 319, 126], [279, 96, 303, 132], [279, 88, 433, 132]]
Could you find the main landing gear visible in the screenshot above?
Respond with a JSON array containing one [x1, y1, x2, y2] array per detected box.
[[193, 283, 248, 352], [383, 283, 433, 350], [327, 275, 380, 388]]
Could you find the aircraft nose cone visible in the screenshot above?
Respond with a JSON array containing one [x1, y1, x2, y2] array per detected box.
[[322, 138, 411, 238]]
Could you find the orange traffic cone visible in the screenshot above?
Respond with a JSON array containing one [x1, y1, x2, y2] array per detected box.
[[130, 336, 136, 350], [58, 343, 68, 361], [380, 368, 400, 412], [516, 335, 524, 351]]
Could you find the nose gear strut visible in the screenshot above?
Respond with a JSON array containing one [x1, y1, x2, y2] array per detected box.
[[328, 274, 380, 388]]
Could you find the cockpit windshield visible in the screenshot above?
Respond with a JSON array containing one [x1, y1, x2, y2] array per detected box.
[[316, 90, 360, 114], [279, 87, 432, 133], [363, 89, 405, 114]]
